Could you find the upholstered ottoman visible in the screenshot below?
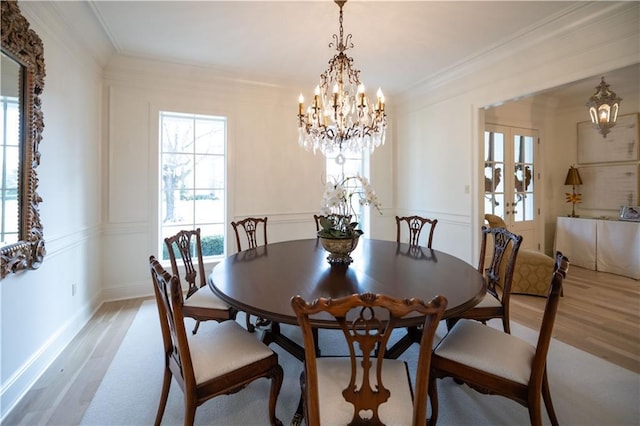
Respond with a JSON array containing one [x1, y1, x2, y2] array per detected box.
[[511, 249, 556, 296], [485, 214, 556, 297]]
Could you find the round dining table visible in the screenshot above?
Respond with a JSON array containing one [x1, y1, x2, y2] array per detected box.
[[208, 238, 486, 360]]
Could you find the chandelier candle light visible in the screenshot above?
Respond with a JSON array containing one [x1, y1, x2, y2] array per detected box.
[[297, 0, 386, 165]]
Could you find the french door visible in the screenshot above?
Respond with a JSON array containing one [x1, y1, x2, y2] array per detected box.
[[484, 124, 540, 250]]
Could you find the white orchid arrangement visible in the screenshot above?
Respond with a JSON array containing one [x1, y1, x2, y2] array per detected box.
[[318, 174, 382, 239]]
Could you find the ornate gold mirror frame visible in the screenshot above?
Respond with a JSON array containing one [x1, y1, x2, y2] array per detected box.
[[1, 0, 46, 278]]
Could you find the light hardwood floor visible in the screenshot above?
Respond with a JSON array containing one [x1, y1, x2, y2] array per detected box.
[[3, 266, 639, 425]]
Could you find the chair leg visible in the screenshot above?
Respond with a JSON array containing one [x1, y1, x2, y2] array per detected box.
[[154, 368, 172, 426], [246, 313, 256, 333], [292, 372, 306, 426], [184, 394, 197, 426], [191, 320, 201, 335], [427, 376, 439, 426], [527, 386, 544, 426], [268, 364, 284, 426], [502, 316, 511, 334], [541, 368, 559, 426]]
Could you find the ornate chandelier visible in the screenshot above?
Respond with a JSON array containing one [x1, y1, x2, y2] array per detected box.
[[297, 0, 386, 164], [586, 76, 622, 138]]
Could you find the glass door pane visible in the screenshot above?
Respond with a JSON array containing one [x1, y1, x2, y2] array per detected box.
[[513, 134, 535, 223], [484, 130, 506, 218]]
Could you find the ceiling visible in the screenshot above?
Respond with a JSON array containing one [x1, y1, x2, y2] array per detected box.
[[87, 1, 587, 95], [81, 1, 636, 106]]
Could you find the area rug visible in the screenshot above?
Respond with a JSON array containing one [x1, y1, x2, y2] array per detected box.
[[81, 300, 639, 425]]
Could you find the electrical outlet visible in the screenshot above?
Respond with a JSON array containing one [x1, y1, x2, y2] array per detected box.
[[71, 283, 77, 296]]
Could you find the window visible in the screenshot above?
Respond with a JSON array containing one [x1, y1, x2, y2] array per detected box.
[[325, 151, 369, 231], [159, 111, 226, 260], [0, 95, 19, 244]]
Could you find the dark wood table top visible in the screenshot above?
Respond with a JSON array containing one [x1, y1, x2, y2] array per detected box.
[[208, 238, 486, 329]]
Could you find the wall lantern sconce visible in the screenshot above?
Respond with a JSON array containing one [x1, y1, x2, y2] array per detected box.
[[586, 76, 622, 138], [564, 166, 583, 218]]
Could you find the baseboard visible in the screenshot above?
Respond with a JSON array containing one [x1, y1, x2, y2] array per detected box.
[[100, 280, 153, 302]]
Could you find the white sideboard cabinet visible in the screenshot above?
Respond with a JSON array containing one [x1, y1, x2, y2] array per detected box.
[[555, 217, 640, 280]]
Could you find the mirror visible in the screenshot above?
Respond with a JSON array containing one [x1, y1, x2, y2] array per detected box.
[[0, 0, 46, 278]]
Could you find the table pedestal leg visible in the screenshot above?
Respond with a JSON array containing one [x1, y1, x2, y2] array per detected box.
[[385, 326, 421, 359], [262, 321, 305, 361], [291, 394, 304, 426]]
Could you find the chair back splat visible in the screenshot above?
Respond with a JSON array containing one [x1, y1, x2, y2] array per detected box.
[[165, 228, 206, 298], [231, 217, 268, 251], [396, 215, 438, 248], [291, 292, 447, 426]]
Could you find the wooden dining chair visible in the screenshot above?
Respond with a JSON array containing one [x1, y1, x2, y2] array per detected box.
[[291, 292, 447, 426], [231, 217, 269, 332], [396, 215, 438, 248], [231, 216, 268, 251], [149, 256, 284, 426], [165, 228, 237, 334], [428, 252, 569, 426], [447, 225, 523, 333]]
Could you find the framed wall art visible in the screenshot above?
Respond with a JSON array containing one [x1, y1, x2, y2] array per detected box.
[[577, 113, 639, 164], [579, 164, 639, 210]]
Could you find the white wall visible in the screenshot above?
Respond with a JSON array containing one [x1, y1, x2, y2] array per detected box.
[[100, 56, 396, 301], [0, 2, 106, 418], [395, 1, 639, 263]]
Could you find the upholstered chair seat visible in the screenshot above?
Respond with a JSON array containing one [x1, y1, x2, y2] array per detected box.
[[434, 319, 535, 385], [187, 320, 276, 385], [474, 292, 503, 309], [183, 287, 230, 311]]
